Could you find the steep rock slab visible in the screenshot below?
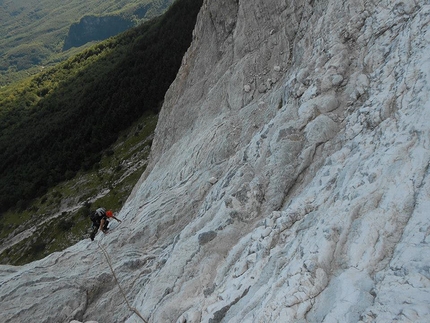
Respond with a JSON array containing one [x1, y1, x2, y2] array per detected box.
[[128, 0, 430, 322], [1, 1, 430, 323]]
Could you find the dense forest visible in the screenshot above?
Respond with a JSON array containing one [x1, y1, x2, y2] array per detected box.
[[0, 0, 203, 214]]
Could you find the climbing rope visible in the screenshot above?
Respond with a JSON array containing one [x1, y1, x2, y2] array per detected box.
[[97, 241, 149, 323]]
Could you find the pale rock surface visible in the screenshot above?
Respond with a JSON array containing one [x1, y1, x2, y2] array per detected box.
[[1, 0, 430, 322]]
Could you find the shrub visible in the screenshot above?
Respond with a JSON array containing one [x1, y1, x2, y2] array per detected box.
[[57, 219, 74, 232]]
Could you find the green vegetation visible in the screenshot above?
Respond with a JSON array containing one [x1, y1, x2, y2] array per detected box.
[[0, 0, 174, 85], [0, 113, 157, 265], [0, 0, 203, 214]]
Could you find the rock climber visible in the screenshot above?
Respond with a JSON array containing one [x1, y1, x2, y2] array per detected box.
[[89, 207, 121, 241]]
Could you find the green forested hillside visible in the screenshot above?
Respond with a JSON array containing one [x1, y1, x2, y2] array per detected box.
[[0, 0, 174, 85], [0, 0, 203, 214], [0, 112, 157, 265]]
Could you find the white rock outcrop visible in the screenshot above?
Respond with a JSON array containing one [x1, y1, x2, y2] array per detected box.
[[1, 0, 430, 322]]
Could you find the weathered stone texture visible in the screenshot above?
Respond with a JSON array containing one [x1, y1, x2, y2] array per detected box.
[[1, 1, 430, 323]]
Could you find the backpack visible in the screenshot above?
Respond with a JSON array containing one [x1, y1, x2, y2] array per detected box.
[[90, 207, 106, 223]]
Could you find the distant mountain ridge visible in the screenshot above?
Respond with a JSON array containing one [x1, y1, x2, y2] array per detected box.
[[63, 15, 134, 50], [0, 0, 174, 85], [62, 0, 173, 50]]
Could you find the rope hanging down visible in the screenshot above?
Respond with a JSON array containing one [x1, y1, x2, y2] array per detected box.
[[98, 241, 149, 323]]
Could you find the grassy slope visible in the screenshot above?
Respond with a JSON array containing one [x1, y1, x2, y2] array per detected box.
[[0, 112, 157, 265], [0, 0, 173, 85]]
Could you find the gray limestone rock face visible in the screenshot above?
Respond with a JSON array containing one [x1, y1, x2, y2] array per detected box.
[[2, 1, 430, 323]]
